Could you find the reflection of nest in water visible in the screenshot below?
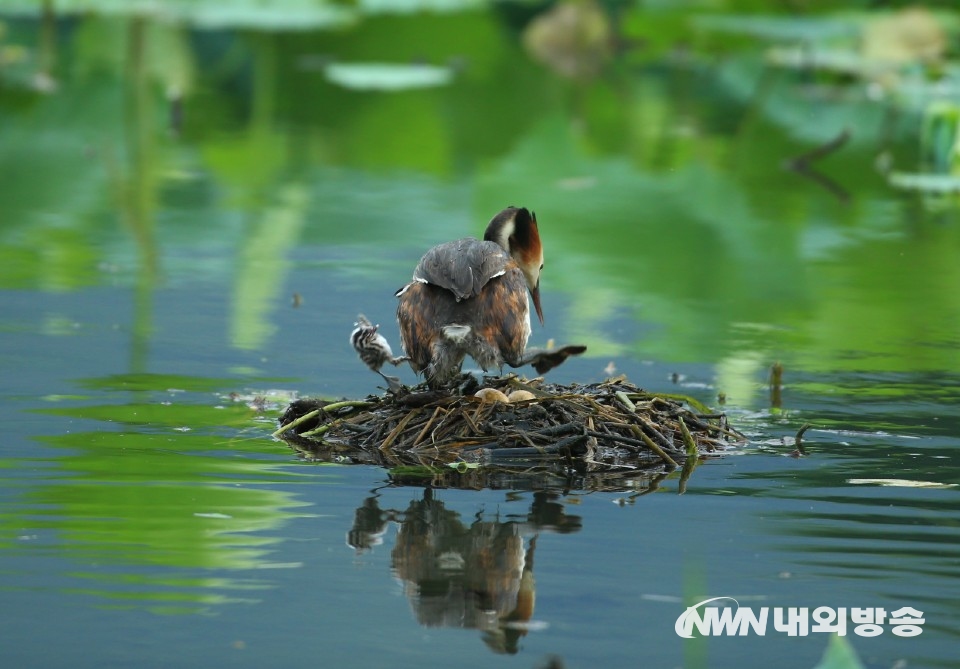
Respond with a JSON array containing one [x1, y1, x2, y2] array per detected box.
[[274, 375, 745, 490]]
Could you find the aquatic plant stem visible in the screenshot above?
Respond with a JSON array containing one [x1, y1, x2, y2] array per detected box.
[[272, 409, 321, 438], [629, 424, 678, 468]]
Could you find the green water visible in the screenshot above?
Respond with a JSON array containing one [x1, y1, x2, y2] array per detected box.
[[1, 3, 959, 668]]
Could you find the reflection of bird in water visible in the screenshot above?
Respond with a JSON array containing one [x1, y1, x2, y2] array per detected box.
[[346, 496, 391, 554], [395, 207, 585, 388], [350, 314, 408, 391], [481, 535, 538, 654], [389, 489, 542, 653], [528, 491, 582, 534]]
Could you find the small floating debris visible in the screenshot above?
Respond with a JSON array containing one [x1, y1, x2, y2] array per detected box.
[[273, 375, 745, 487]]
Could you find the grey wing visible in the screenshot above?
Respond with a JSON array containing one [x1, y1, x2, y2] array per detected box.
[[413, 238, 509, 300]]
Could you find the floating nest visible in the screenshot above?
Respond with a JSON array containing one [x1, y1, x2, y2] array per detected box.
[[274, 375, 746, 491]]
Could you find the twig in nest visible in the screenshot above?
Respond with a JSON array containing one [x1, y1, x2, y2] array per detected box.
[[413, 406, 444, 447], [614, 391, 636, 413], [629, 424, 678, 468], [380, 409, 420, 451]]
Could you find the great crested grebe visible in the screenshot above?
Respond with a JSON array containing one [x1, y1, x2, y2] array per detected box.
[[350, 314, 408, 391], [394, 206, 585, 387]]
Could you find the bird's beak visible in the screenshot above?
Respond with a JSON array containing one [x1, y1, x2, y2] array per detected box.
[[531, 283, 544, 325]]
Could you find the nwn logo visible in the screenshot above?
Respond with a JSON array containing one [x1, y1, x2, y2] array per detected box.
[[675, 597, 768, 638]]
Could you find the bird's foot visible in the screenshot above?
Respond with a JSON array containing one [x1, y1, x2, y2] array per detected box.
[[378, 371, 405, 393], [517, 344, 588, 374]]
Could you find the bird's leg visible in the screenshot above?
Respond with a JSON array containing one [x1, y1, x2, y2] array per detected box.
[[506, 345, 588, 375], [388, 355, 410, 366]]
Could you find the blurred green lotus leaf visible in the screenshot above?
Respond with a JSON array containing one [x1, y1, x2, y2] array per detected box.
[[812, 634, 864, 669], [358, 0, 482, 14], [920, 100, 960, 175], [0, 0, 356, 30], [888, 172, 960, 193], [695, 14, 858, 42]]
